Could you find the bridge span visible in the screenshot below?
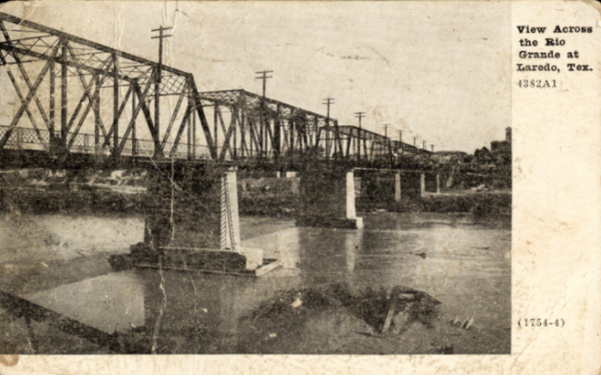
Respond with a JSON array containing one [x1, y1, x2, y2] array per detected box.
[[0, 12, 431, 170]]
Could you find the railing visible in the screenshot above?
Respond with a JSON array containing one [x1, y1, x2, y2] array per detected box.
[[0, 125, 403, 165], [0, 125, 217, 161]]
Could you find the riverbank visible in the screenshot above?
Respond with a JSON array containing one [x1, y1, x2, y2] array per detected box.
[[1, 185, 511, 218]]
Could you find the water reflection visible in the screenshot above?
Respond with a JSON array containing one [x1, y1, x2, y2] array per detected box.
[[297, 227, 364, 287]]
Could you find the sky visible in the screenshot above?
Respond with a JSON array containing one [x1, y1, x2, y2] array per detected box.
[[0, 1, 511, 153]]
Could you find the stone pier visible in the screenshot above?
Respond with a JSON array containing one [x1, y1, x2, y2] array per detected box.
[[296, 167, 363, 229], [127, 165, 268, 274]]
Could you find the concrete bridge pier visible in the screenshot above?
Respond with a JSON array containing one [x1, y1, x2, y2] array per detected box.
[[395, 172, 402, 202], [296, 167, 363, 229], [125, 165, 270, 274]]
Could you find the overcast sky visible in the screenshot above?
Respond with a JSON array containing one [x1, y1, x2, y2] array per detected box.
[[1, 1, 511, 152]]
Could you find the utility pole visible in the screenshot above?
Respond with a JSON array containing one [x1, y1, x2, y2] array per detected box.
[[322, 97, 335, 159], [423, 140, 426, 150], [354, 112, 366, 161], [399, 130, 403, 155], [383, 123, 391, 165], [322, 97, 335, 120], [255, 70, 272, 157], [151, 26, 172, 158], [431, 144, 434, 152], [255, 70, 273, 97], [354, 112, 366, 129]]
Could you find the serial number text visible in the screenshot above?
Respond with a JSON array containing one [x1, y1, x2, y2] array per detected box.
[[518, 318, 565, 328], [517, 79, 557, 88]]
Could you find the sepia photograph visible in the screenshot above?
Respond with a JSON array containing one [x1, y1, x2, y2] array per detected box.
[[0, 1, 512, 356]]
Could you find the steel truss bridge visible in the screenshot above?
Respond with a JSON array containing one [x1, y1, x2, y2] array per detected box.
[[0, 12, 431, 169]]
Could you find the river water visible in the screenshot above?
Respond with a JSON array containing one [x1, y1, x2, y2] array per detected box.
[[0, 212, 510, 354]]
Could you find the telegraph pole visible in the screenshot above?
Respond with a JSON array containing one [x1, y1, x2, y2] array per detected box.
[[383, 124, 391, 165], [255, 70, 272, 157], [431, 144, 434, 152], [354, 112, 366, 129], [322, 97, 335, 159], [322, 97, 335, 120], [399, 130, 403, 155], [151, 26, 172, 158], [354, 112, 366, 161], [255, 70, 273, 97]]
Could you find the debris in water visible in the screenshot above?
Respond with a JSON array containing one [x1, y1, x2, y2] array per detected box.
[[462, 316, 474, 330], [380, 286, 441, 334], [390, 302, 414, 335], [290, 293, 303, 308], [446, 314, 474, 330]]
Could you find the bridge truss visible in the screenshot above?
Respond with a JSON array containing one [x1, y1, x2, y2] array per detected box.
[[0, 12, 433, 169], [197, 89, 346, 162], [0, 12, 216, 162]]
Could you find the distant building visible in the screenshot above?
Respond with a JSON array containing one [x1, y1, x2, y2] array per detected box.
[[491, 127, 511, 153], [490, 127, 511, 165]]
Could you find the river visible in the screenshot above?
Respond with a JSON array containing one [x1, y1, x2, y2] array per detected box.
[[0, 212, 510, 354]]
